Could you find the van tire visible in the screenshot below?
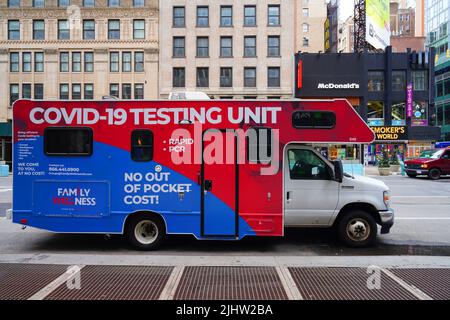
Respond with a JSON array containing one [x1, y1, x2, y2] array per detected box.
[[406, 173, 417, 178], [428, 168, 441, 180], [125, 214, 166, 251], [337, 210, 377, 247]]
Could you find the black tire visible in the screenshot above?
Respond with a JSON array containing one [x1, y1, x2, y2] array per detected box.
[[337, 210, 378, 248], [428, 168, 441, 180], [406, 173, 417, 178], [125, 214, 166, 251]]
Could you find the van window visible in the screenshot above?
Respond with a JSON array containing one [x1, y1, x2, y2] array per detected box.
[[288, 149, 330, 180], [44, 127, 93, 156], [247, 127, 272, 163], [292, 111, 336, 129], [131, 130, 154, 162]]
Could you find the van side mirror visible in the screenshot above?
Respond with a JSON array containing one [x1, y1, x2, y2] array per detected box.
[[333, 160, 344, 183]]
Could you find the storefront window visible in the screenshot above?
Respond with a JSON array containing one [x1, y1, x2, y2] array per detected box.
[[367, 101, 384, 126], [412, 71, 428, 91], [391, 102, 406, 126], [392, 71, 406, 91], [368, 71, 384, 92], [411, 101, 428, 126]]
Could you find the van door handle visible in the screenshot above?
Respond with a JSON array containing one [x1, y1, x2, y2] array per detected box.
[[286, 191, 292, 203]]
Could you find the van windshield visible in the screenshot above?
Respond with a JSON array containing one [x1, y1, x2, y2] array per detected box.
[[418, 149, 444, 159]]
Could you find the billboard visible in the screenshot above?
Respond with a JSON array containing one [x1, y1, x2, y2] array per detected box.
[[366, 0, 390, 49]]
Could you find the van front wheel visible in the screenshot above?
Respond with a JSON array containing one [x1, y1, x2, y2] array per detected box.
[[337, 211, 377, 247], [126, 215, 166, 251]]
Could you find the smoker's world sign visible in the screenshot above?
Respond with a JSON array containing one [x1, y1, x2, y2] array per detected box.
[[371, 126, 408, 141]]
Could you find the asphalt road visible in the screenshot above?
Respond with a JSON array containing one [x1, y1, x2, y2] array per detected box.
[[1, 174, 450, 256]]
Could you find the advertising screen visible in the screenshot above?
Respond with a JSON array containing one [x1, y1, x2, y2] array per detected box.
[[366, 0, 390, 49]]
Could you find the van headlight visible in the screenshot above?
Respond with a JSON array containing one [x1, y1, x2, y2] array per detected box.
[[383, 191, 391, 207]]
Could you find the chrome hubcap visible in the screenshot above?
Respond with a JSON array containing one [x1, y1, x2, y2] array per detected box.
[[346, 219, 370, 242], [134, 220, 158, 245]]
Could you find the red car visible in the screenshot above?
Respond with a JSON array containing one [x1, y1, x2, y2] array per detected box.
[[404, 148, 450, 180]]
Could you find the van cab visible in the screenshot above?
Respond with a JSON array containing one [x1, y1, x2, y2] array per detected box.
[[404, 148, 450, 180]]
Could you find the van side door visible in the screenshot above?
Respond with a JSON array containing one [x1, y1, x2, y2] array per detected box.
[[284, 147, 340, 226]]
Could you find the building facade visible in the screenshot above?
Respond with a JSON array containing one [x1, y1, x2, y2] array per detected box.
[[390, 0, 425, 53], [0, 0, 160, 168], [338, 15, 354, 53]]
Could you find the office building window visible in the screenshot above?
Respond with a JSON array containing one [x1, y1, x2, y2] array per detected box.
[[33, 0, 44, 7], [8, 0, 20, 7], [72, 52, 81, 72], [368, 71, 384, 91], [58, 0, 70, 6], [173, 37, 185, 57], [197, 67, 209, 87], [122, 52, 132, 72], [134, 84, 144, 99], [303, 8, 309, 17], [268, 36, 280, 56], [412, 71, 428, 91], [22, 52, 31, 72], [173, 68, 185, 87], [72, 84, 82, 100], [197, 6, 209, 27], [8, 20, 20, 40], [10, 84, 19, 106], [33, 20, 45, 40], [110, 52, 119, 72], [133, 20, 145, 39], [83, 0, 95, 7], [122, 84, 132, 99], [173, 7, 185, 27], [220, 37, 233, 57], [221, 6, 233, 27], [268, 67, 280, 87], [244, 5, 256, 26], [108, 20, 120, 39], [110, 84, 119, 98], [84, 52, 94, 72], [60, 52, 69, 72], [10, 52, 19, 72], [108, 0, 119, 7], [133, 0, 144, 6], [22, 84, 31, 99], [83, 20, 95, 39], [34, 52, 44, 72], [220, 67, 233, 87], [134, 52, 144, 72], [197, 37, 209, 57], [244, 36, 257, 57], [58, 20, 70, 40], [244, 67, 257, 87], [302, 37, 309, 46], [34, 84, 43, 100], [303, 23, 309, 33], [60, 84, 69, 100], [392, 70, 406, 91], [84, 84, 94, 100], [268, 5, 280, 26]]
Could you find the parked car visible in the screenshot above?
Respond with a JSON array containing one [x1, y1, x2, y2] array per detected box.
[[404, 148, 450, 180]]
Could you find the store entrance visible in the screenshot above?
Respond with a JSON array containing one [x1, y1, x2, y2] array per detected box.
[[367, 143, 406, 166]]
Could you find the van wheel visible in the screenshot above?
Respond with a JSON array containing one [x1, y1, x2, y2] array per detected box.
[[125, 215, 166, 251], [428, 168, 441, 180], [337, 211, 377, 247]]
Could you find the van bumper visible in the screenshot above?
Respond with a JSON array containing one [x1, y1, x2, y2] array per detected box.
[[379, 209, 394, 234]]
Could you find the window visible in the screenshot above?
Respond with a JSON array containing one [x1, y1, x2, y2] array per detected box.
[[22, 52, 31, 72], [268, 67, 280, 87], [8, 20, 20, 40], [33, 20, 45, 40], [44, 128, 93, 156], [133, 0, 144, 6], [268, 5, 280, 26], [22, 84, 31, 99], [392, 70, 406, 91], [445, 79, 450, 96], [220, 67, 233, 87], [122, 84, 132, 99], [133, 20, 145, 39], [368, 71, 384, 91], [72, 52, 81, 72], [302, 37, 309, 46], [8, 0, 20, 7], [391, 102, 406, 126], [412, 71, 428, 91], [412, 101, 428, 126], [108, 0, 119, 6], [10, 53, 19, 72], [244, 36, 257, 57], [268, 36, 280, 56], [197, 67, 209, 87], [303, 8, 309, 17], [83, 0, 95, 7], [34, 84, 43, 100], [221, 6, 233, 27], [60, 84, 69, 99], [122, 52, 132, 72], [220, 37, 233, 57], [197, 6, 209, 27], [288, 149, 331, 180], [244, 5, 256, 26], [60, 52, 69, 72], [173, 7, 185, 27], [131, 130, 153, 162], [83, 20, 95, 39], [292, 111, 336, 129], [134, 83, 144, 99], [72, 84, 81, 99], [302, 23, 309, 33], [84, 84, 94, 100], [84, 52, 94, 72], [197, 37, 209, 57], [58, 20, 70, 40], [173, 37, 185, 57], [108, 20, 120, 39], [110, 84, 119, 98], [367, 101, 385, 126], [110, 52, 119, 72], [33, 0, 44, 7], [247, 128, 273, 163], [244, 67, 256, 87], [58, 0, 70, 6], [34, 52, 44, 72], [436, 81, 444, 97], [436, 105, 443, 126], [134, 52, 144, 72], [173, 68, 185, 87], [10, 84, 19, 106]]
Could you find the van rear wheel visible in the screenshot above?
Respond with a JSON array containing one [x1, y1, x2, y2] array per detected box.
[[126, 215, 166, 251], [337, 210, 377, 247]]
